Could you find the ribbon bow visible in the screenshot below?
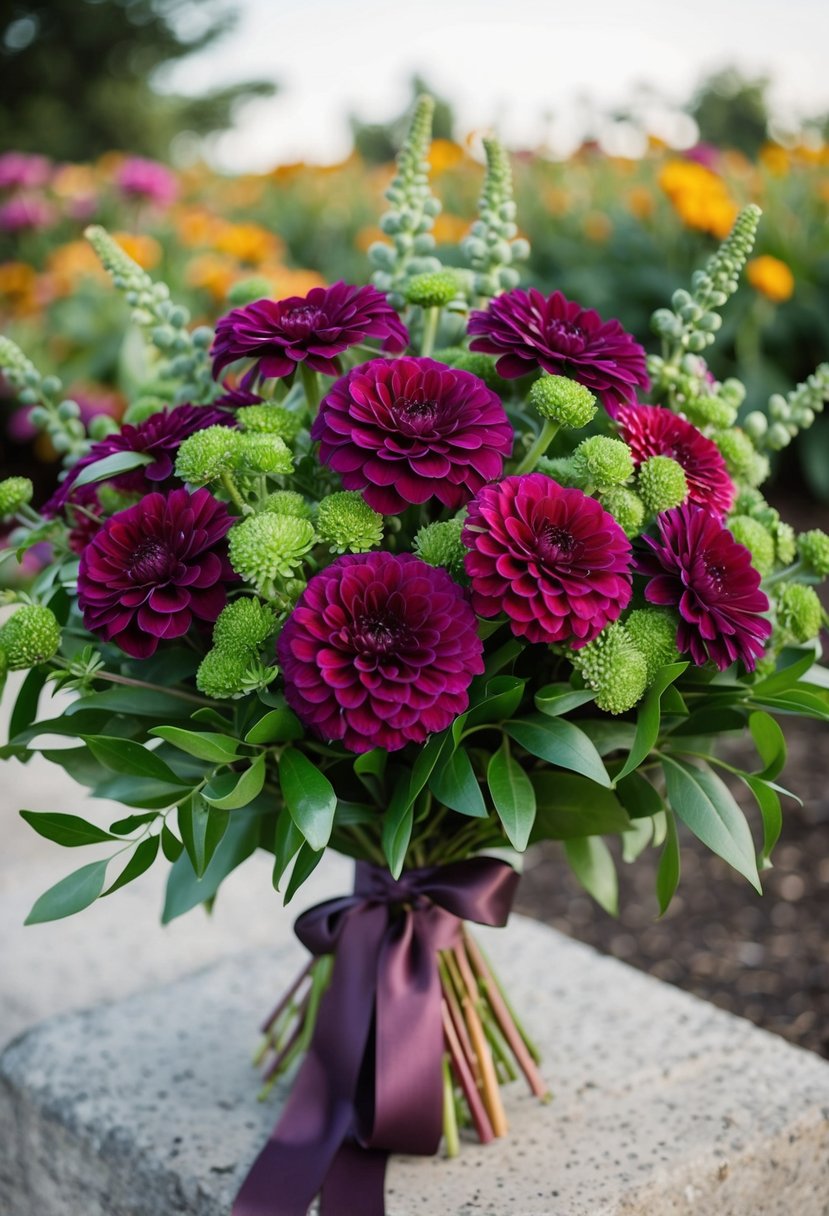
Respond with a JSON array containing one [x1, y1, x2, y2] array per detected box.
[[232, 857, 519, 1216]]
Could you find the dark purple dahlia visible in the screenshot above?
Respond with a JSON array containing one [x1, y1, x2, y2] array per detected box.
[[638, 503, 771, 670], [463, 473, 633, 646], [277, 552, 483, 753], [77, 488, 235, 659], [467, 288, 649, 415], [311, 357, 513, 514], [43, 404, 232, 515], [616, 404, 734, 518], [211, 282, 409, 383]]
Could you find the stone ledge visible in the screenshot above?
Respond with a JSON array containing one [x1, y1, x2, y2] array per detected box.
[[1, 915, 828, 1216]]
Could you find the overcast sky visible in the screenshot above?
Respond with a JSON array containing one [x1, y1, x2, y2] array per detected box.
[[164, 0, 829, 170]]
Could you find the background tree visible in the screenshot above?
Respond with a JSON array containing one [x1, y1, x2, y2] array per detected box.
[[689, 68, 771, 158]]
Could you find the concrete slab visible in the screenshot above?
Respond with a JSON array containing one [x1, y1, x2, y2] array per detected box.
[[1, 915, 828, 1216]]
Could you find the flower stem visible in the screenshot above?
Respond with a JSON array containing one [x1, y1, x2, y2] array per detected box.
[[442, 1055, 460, 1157], [514, 419, 560, 475], [300, 364, 321, 415], [220, 470, 249, 515], [421, 306, 440, 357]]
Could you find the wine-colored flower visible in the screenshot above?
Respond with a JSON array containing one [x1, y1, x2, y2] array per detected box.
[[211, 282, 409, 383], [638, 503, 771, 670], [616, 403, 734, 517], [463, 473, 633, 646], [43, 404, 232, 514], [277, 552, 483, 753], [116, 157, 178, 207], [467, 288, 649, 414], [77, 488, 235, 658], [312, 357, 513, 514]]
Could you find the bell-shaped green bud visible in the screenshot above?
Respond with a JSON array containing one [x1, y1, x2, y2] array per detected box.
[[727, 515, 776, 577], [776, 584, 823, 643], [263, 490, 312, 519], [404, 271, 460, 308], [236, 405, 304, 442], [0, 604, 61, 669], [637, 456, 688, 515], [316, 491, 384, 554], [211, 597, 276, 656], [571, 623, 648, 715], [624, 608, 681, 682], [0, 477, 34, 518], [528, 375, 597, 429], [413, 518, 466, 578], [572, 436, 634, 490], [797, 529, 829, 578], [598, 486, 645, 538], [228, 513, 316, 585], [175, 426, 242, 485]]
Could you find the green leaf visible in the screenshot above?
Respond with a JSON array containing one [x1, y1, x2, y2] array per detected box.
[[109, 811, 157, 835], [429, 747, 487, 818], [505, 716, 611, 788], [203, 754, 266, 810], [382, 783, 414, 879], [748, 711, 786, 780], [179, 792, 228, 878], [83, 735, 188, 785], [752, 650, 816, 696], [534, 684, 597, 717], [741, 775, 782, 868], [749, 690, 829, 720], [93, 774, 192, 810], [9, 667, 46, 741], [655, 810, 681, 915], [161, 823, 183, 862], [578, 720, 637, 757], [103, 836, 159, 896], [487, 738, 536, 851], [662, 756, 761, 892], [621, 816, 653, 863], [615, 662, 688, 783], [456, 675, 527, 740], [244, 708, 303, 745], [19, 810, 118, 848], [25, 859, 109, 924], [71, 449, 153, 489], [278, 749, 336, 851], [162, 813, 259, 923], [530, 772, 630, 841], [353, 748, 387, 801], [564, 837, 618, 914], [65, 686, 192, 718], [273, 810, 304, 890], [615, 771, 664, 819], [150, 727, 241, 764], [284, 843, 324, 904]]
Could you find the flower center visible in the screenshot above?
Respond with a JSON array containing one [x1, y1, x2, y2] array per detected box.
[[704, 559, 725, 591], [129, 539, 174, 583], [281, 305, 325, 337], [536, 523, 578, 564], [391, 394, 441, 434], [353, 612, 407, 656], [545, 318, 587, 356]]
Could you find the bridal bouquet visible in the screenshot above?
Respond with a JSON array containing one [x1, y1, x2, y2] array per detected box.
[[2, 98, 828, 1215]]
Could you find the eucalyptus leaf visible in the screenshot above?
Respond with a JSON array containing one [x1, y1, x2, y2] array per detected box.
[[19, 810, 117, 848], [25, 859, 109, 924]]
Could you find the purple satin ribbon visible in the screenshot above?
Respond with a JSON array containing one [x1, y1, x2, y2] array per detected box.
[[232, 857, 519, 1216]]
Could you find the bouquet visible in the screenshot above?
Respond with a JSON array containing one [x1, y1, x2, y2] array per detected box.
[[1, 97, 828, 1216]]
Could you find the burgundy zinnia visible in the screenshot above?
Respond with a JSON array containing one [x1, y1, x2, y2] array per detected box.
[[77, 488, 235, 658], [44, 403, 232, 515], [638, 503, 771, 671], [467, 288, 649, 414], [617, 404, 734, 518], [463, 473, 633, 646], [312, 357, 513, 514], [211, 282, 409, 384], [277, 552, 483, 754]]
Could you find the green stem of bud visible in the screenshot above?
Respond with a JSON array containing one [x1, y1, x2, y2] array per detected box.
[[514, 420, 560, 476], [300, 364, 321, 416], [421, 307, 440, 358], [220, 470, 250, 516], [762, 560, 803, 589]]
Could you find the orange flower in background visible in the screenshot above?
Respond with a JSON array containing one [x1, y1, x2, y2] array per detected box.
[[432, 212, 470, 243], [627, 186, 656, 220], [583, 211, 613, 243], [659, 159, 739, 239], [45, 241, 107, 296], [257, 264, 326, 297], [355, 224, 384, 253], [760, 144, 790, 177], [0, 261, 38, 316], [112, 232, 162, 270], [51, 164, 99, 199], [746, 255, 795, 303], [185, 253, 237, 302], [213, 221, 283, 266], [429, 139, 466, 174]]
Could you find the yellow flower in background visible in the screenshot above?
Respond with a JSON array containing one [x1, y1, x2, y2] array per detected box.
[[186, 253, 237, 302], [747, 255, 795, 303], [626, 186, 656, 220], [45, 241, 106, 295], [583, 211, 613, 243], [257, 264, 326, 297], [0, 262, 38, 316], [429, 139, 465, 174], [51, 163, 99, 198], [659, 159, 739, 239], [432, 213, 470, 243], [112, 232, 162, 270], [213, 222, 283, 266], [175, 206, 224, 248], [355, 224, 384, 253], [760, 144, 790, 176]]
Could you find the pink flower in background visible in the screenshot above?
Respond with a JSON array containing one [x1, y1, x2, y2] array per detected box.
[[0, 194, 54, 233], [116, 157, 178, 208], [0, 153, 52, 191], [278, 552, 483, 753], [463, 473, 633, 646]]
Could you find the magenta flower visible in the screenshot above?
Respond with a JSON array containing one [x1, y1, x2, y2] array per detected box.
[[116, 157, 178, 208], [211, 282, 409, 384], [468, 288, 649, 414], [0, 194, 54, 233], [277, 552, 483, 754], [0, 153, 52, 190], [463, 473, 633, 646], [77, 488, 235, 659], [616, 404, 734, 518], [312, 356, 513, 514], [43, 403, 232, 514], [638, 503, 771, 671]]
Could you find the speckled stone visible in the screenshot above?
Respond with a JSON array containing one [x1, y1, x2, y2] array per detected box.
[[1, 913, 828, 1216]]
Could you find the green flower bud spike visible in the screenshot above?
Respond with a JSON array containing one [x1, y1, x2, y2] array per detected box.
[[0, 605, 61, 669], [797, 529, 829, 579], [598, 486, 645, 538], [776, 584, 823, 643], [571, 623, 648, 715], [462, 136, 529, 301], [228, 514, 316, 589], [0, 477, 34, 518], [572, 436, 634, 491], [413, 518, 466, 578], [316, 492, 384, 554], [727, 516, 776, 577], [624, 608, 681, 683], [637, 456, 688, 515], [211, 598, 276, 656]]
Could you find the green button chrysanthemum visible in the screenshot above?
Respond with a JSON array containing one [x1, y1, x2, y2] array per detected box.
[[228, 513, 316, 585]]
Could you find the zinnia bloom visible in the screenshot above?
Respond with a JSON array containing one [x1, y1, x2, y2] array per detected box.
[[277, 552, 483, 753], [312, 357, 513, 514], [463, 473, 633, 646], [77, 488, 235, 658], [211, 282, 409, 384], [638, 503, 771, 671], [616, 403, 735, 518], [467, 288, 649, 414], [116, 157, 178, 208], [44, 404, 232, 514]]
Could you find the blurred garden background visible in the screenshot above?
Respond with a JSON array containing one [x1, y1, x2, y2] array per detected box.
[[1, 0, 828, 1055]]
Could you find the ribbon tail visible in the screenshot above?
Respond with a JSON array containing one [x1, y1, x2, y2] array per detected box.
[[320, 1143, 387, 1216]]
